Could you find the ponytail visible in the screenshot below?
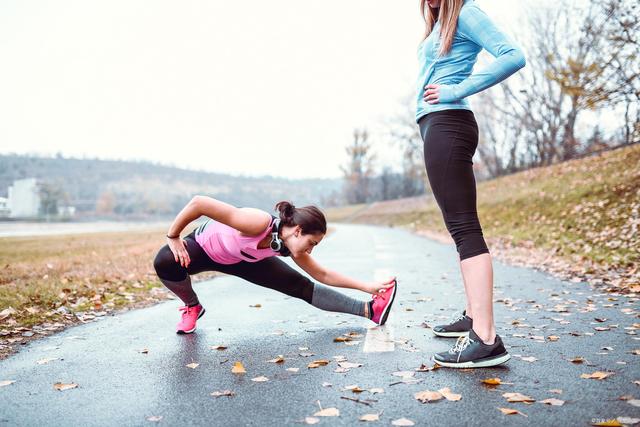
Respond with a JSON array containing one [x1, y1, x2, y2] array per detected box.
[[274, 201, 326, 235]]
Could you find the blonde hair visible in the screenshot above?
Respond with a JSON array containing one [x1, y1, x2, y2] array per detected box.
[[420, 0, 464, 56]]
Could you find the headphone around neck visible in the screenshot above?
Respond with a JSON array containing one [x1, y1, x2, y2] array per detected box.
[[270, 217, 290, 256]]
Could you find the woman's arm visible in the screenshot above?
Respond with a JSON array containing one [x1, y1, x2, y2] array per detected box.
[[437, 4, 526, 103], [292, 252, 395, 295], [167, 195, 271, 238]]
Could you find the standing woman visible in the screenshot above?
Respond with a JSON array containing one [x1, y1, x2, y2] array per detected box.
[[153, 196, 397, 334], [416, 0, 525, 367]]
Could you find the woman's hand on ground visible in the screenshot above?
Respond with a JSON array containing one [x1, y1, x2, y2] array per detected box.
[[363, 277, 396, 295], [167, 237, 190, 268]]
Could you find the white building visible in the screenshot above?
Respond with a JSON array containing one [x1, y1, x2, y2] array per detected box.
[[0, 197, 9, 218], [8, 178, 40, 218]]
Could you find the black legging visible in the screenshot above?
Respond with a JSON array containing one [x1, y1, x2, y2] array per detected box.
[[419, 109, 489, 260], [153, 231, 314, 303]]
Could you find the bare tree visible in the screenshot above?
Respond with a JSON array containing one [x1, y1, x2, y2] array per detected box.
[[341, 129, 376, 204]]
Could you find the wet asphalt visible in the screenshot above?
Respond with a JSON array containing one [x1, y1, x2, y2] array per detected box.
[[0, 224, 638, 426]]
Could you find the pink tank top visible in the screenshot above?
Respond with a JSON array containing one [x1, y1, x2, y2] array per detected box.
[[194, 217, 279, 264]]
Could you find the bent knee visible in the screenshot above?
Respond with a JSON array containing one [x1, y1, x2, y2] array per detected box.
[[153, 246, 186, 281]]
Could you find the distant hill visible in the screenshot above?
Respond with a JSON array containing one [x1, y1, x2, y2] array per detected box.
[[0, 154, 343, 218]]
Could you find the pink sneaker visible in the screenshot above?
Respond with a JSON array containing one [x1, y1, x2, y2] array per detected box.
[[371, 280, 397, 326], [176, 304, 205, 334]]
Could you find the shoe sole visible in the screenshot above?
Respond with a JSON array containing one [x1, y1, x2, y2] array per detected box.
[[432, 352, 511, 368], [432, 329, 470, 338], [176, 308, 206, 335], [377, 280, 397, 326]]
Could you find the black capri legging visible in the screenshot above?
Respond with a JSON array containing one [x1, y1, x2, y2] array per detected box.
[[153, 231, 314, 303], [419, 109, 489, 261]]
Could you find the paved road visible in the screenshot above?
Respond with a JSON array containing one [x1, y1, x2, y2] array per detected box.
[[0, 224, 638, 426]]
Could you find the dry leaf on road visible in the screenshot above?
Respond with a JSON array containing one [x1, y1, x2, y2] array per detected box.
[[53, 382, 78, 391], [540, 398, 565, 406], [414, 390, 443, 403], [580, 371, 613, 380], [231, 361, 246, 374], [308, 360, 330, 369], [497, 407, 527, 417], [360, 413, 380, 422], [439, 387, 462, 401], [503, 392, 535, 403], [210, 390, 235, 397], [313, 408, 339, 417]]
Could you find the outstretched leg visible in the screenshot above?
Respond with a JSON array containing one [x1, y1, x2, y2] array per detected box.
[[226, 257, 370, 319]]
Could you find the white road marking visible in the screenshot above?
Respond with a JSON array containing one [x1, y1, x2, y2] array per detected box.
[[363, 325, 395, 353], [363, 268, 396, 352]]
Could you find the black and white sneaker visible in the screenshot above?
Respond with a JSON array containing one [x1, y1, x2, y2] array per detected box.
[[432, 310, 472, 337], [432, 328, 510, 368]]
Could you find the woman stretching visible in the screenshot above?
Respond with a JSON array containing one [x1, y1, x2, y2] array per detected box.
[[153, 196, 397, 334], [416, 0, 526, 367]]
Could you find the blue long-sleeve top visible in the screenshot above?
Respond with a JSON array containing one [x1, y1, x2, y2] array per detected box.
[[415, 0, 526, 122]]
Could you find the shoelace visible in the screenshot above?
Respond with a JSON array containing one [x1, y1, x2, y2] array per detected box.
[[449, 335, 474, 354], [178, 305, 195, 317], [451, 312, 466, 324]]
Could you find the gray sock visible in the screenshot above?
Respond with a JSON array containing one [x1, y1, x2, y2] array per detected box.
[[160, 276, 199, 307], [311, 283, 366, 317]]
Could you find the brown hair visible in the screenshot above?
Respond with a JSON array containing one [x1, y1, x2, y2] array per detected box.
[[420, 0, 464, 56], [274, 201, 326, 235]]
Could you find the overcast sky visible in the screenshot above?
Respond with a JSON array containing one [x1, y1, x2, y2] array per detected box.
[[0, 1, 526, 179]]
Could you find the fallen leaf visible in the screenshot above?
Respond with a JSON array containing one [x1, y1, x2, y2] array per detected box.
[[344, 385, 365, 393], [334, 336, 353, 342], [36, 358, 58, 365], [369, 388, 384, 394], [209, 345, 228, 351], [304, 417, 320, 425], [481, 378, 502, 385], [313, 408, 339, 417], [146, 416, 163, 422], [548, 335, 560, 341], [520, 356, 538, 363], [268, 356, 285, 364], [0, 380, 15, 387], [580, 371, 613, 380], [617, 417, 640, 425], [392, 371, 415, 379], [540, 398, 564, 406], [249, 304, 262, 308], [322, 382, 332, 387], [439, 387, 462, 401], [497, 407, 527, 417], [360, 413, 380, 422], [571, 357, 585, 364], [592, 420, 623, 426], [414, 390, 443, 403], [391, 418, 415, 426], [502, 392, 535, 403], [628, 399, 640, 407], [231, 361, 246, 374], [186, 363, 199, 369], [308, 360, 330, 369], [338, 362, 363, 369], [210, 390, 235, 397], [287, 368, 300, 373], [251, 376, 269, 382], [53, 382, 78, 391]]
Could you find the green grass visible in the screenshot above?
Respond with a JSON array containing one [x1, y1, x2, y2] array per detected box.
[[327, 144, 640, 278]]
